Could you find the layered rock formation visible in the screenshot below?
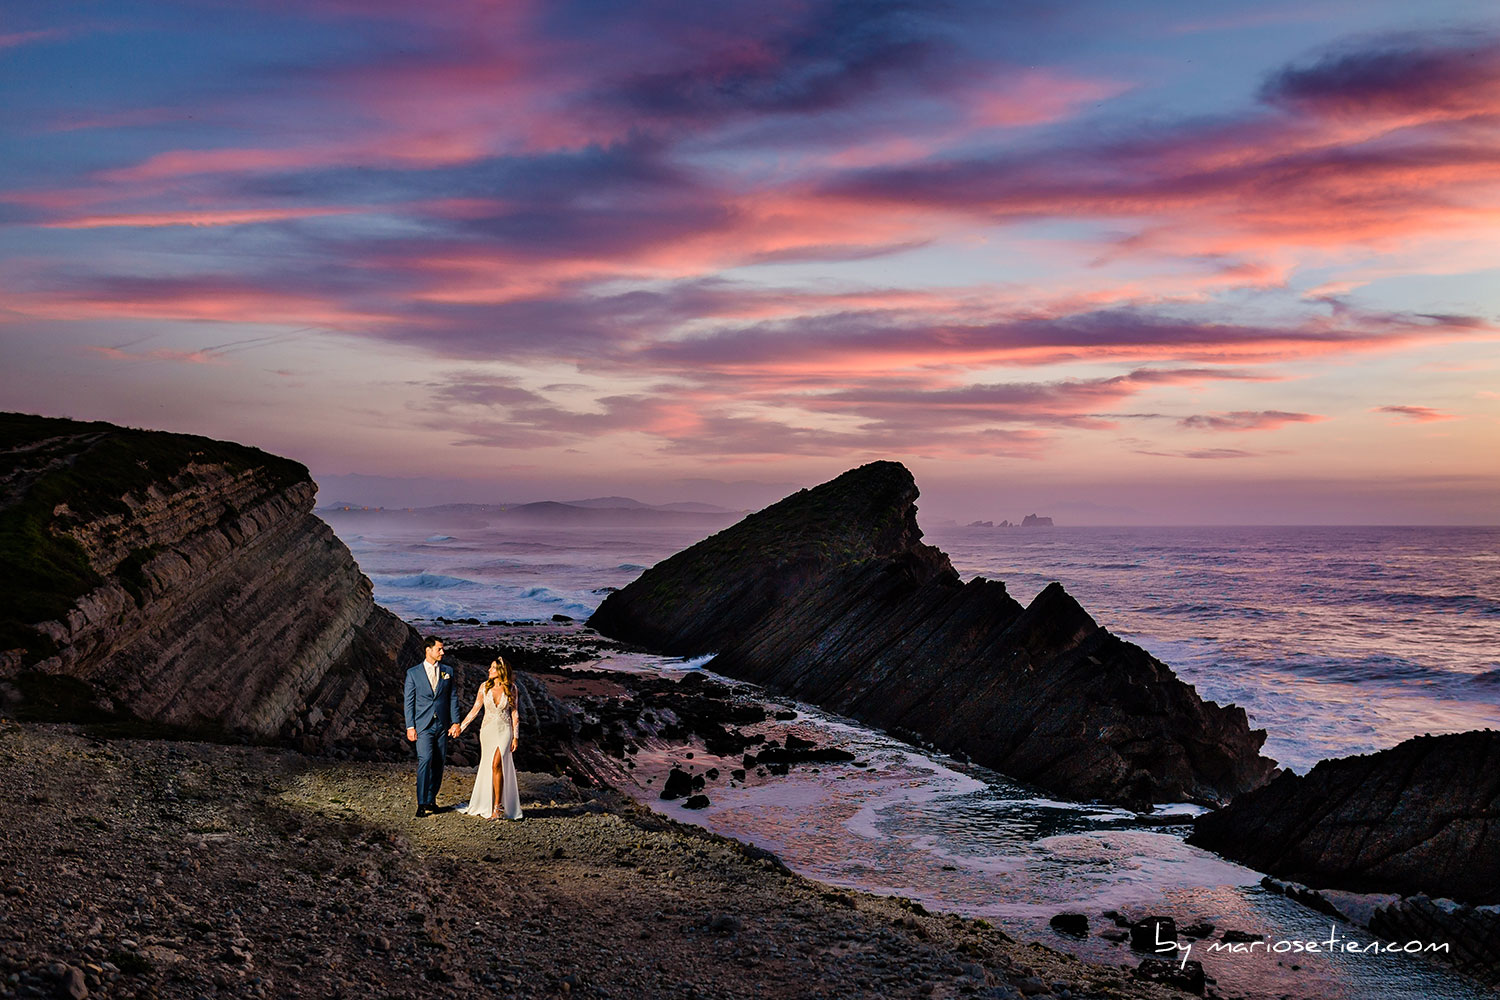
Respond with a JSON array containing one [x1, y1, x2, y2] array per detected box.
[[0, 412, 421, 745], [1189, 730, 1500, 905], [589, 461, 1275, 806]]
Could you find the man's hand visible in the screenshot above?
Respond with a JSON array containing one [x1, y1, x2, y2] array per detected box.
[[406, 727, 417, 742], [448, 724, 462, 738]]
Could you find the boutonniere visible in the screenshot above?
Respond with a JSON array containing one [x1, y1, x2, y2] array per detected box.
[[441, 672, 451, 680]]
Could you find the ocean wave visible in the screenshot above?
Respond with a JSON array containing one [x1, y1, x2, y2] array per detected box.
[[1270, 653, 1454, 685], [425, 534, 454, 542], [1376, 591, 1500, 615], [618, 563, 647, 571], [376, 572, 476, 589], [518, 586, 568, 602], [1137, 602, 1283, 621]]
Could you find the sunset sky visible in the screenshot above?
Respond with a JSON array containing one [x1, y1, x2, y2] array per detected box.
[[2, 1, 1497, 523]]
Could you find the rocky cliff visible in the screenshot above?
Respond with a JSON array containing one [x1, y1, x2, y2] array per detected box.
[[589, 461, 1275, 806], [0, 412, 422, 745], [1189, 730, 1500, 905]]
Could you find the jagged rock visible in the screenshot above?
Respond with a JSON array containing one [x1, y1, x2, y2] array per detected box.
[[589, 462, 1273, 806], [1130, 916, 1175, 952], [1049, 912, 1088, 936], [0, 413, 421, 746], [660, 768, 694, 800], [1259, 876, 1343, 918], [1368, 895, 1500, 986], [1133, 958, 1204, 995], [1189, 731, 1500, 904]]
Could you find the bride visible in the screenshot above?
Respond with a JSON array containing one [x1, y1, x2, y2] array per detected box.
[[458, 657, 523, 821]]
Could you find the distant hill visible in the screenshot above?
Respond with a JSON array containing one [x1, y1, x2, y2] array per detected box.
[[318, 497, 744, 525], [562, 497, 739, 514]]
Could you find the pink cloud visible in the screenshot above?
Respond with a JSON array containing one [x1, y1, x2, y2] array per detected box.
[[1135, 447, 1264, 459], [968, 70, 1128, 127], [1177, 410, 1326, 431], [84, 345, 227, 366], [40, 206, 361, 229], [1376, 404, 1458, 421]]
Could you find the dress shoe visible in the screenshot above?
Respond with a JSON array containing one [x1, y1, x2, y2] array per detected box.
[[414, 805, 431, 818]]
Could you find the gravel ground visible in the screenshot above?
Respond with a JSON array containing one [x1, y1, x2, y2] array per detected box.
[[0, 720, 1192, 1000]]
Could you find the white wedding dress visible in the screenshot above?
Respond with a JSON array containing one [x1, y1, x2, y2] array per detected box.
[[463, 687, 523, 820]]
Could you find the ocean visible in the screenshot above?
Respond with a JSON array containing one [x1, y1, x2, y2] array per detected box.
[[324, 512, 1500, 1000]]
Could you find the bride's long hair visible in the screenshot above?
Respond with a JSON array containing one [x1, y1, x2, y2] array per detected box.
[[484, 655, 516, 705]]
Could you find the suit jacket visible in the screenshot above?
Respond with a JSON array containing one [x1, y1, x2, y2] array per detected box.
[[404, 662, 460, 733]]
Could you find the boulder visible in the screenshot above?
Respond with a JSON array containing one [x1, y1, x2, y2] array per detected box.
[[660, 767, 694, 800]]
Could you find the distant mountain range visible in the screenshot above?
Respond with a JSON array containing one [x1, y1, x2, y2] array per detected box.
[[318, 496, 745, 524]]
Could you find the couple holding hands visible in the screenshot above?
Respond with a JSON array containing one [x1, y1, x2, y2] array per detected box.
[[403, 636, 524, 822]]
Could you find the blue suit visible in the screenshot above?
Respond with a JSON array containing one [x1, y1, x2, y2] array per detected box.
[[403, 661, 461, 808]]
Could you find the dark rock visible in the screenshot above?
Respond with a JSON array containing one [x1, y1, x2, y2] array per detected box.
[[683, 795, 710, 809], [1129, 916, 1176, 952], [1218, 929, 1261, 943], [773, 710, 797, 720], [1048, 912, 1088, 937], [551, 614, 574, 622], [1101, 909, 1131, 927], [55, 965, 87, 1000], [0, 413, 421, 748], [588, 462, 1273, 807], [753, 745, 855, 766], [1368, 894, 1500, 986], [1189, 731, 1500, 904], [708, 914, 741, 934], [1133, 958, 1205, 995], [730, 769, 746, 781], [1180, 921, 1215, 939], [660, 768, 694, 800], [1259, 876, 1343, 918]]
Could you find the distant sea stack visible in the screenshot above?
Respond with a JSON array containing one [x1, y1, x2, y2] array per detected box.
[[0, 413, 422, 745], [589, 462, 1274, 806], [1189, 730, 1500, 904], [1022, 513, 1053, 527]]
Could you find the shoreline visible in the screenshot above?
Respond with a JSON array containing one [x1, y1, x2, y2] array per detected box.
[[425, 622, 1494, 1000], [0, 720, 1192, 1000]]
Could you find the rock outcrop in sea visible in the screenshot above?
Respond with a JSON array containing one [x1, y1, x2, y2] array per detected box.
[[0, 412, 422, 745], [588, 461, 1275, 806], [1188, 730, 1500, 905]]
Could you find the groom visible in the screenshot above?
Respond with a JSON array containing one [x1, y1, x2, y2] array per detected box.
[[404, 636, 461, 817]]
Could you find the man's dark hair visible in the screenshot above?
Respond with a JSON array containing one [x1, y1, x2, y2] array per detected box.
[[424, 635, 443, 651]]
